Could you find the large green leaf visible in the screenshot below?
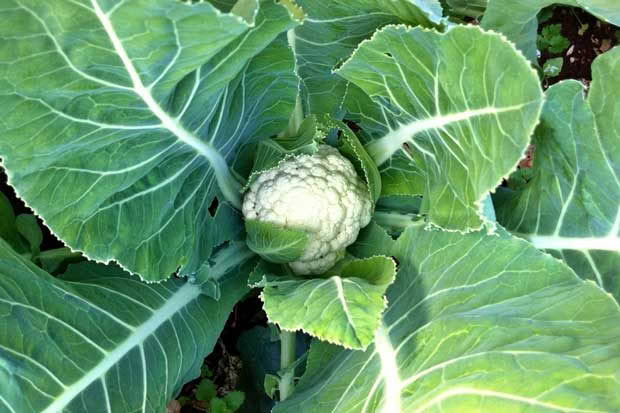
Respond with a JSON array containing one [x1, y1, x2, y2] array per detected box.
[[0, 238, 248, 413], [481, 0, 620, 62], [337, 25, 543, 231], [274, 226, 620, 412], [0, 0, 299, 281], [495, 48, 620, 300], [294, 0, 443, 115], [251, 256, 396, 350]]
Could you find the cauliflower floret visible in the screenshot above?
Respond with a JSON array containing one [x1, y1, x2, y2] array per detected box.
[[242, 145, 372, 275]]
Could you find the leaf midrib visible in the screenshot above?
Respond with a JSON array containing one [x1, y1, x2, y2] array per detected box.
[[90, 0, 241, 207], [42, 282, 202, 413]]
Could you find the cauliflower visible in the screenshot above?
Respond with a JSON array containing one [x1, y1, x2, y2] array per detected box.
[[242, 145, 372, 275]]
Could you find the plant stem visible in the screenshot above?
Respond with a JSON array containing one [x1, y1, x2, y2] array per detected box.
[[364, 135, 401, 166], [288, 95, 304, 136], [374, 211, 425, 235], [279, 329, 297, 401], [211, 154, 243, 210], [21, 247, 81, 262], [208, 242, 256, 281], [278, 29, 304, 138]]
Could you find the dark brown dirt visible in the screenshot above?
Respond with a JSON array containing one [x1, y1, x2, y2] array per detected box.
[[204, 291, 267, 392], [539, 6, 619, 87], [178, 291, 267, 412], [513, 6, 619, 172]]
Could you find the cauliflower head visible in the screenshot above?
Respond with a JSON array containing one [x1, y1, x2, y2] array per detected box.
[[242, 145, 372, 275]]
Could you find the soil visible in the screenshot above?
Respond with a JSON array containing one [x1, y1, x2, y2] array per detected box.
[[512, 6, 618, 175], [178, 291, 267, 412], [538, 6, 619, 87]]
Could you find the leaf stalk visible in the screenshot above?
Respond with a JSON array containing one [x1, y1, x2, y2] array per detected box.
[[279, 329, 297, 401]]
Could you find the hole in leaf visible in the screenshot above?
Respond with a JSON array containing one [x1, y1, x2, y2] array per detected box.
[[208, 197, 219, 217]]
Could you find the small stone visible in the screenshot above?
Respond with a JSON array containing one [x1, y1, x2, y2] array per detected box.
[[600, 39, 612, 53], [167, 400, 181, 413]]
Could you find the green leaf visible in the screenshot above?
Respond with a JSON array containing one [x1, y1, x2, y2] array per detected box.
[[274, 226, 620, 412], [15, 214, 42, 257], [245, 220, 309, 264], [177, 396, 191, 407], [201, 365, 213, 379], [0, 191, 27, 253], [252, 256, 396, 350], [273, 115, 324, 154], [294, 0, 443, 115], [375, 154, 427, 197], [482, 0, 620, 62], [237, 327, 280, 411], [318, 116, 382, 203], [210, 398, 231, 413], [337, 25, 544, 231], [348, 220, 396, 257], [37, 247, 83, 274], [192, 241, 257, 299], [223, 391, 245, 411], [0, 192, 15, 233], [237, 116, 326, 192], [0, 238, 248, 412], [376, 194, 422, 214], [543, 56, 564, 78], [537, 24, 570, 54], [373, 211, 425, 238], [495, 48, 620, 301], [372, 195, 424, 237], [264, 374, 279, 399], [230, 0, 260, 24], [242, 117, 326, 190], [441, 0, 487, 18], [196, 379, 218, 402], [0, 0, 299, 281]]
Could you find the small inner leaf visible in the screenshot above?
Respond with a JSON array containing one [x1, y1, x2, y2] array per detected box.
[[316, 115, 382, 203], [254, 256, 396, 349], [245, 220, 309, 264]]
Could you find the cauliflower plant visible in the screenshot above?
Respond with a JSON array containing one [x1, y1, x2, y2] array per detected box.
[[242, 145, 372, 275]]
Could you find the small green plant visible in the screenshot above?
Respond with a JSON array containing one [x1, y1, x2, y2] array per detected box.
[[538, 23, 571, 54], [0, 192, 81, 272], [178, 366, 245, 412], [543, 56, 564, 78]]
